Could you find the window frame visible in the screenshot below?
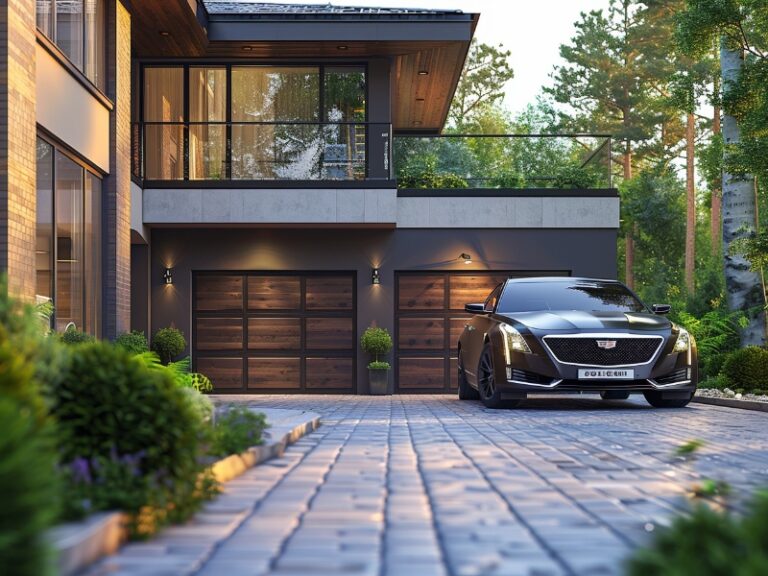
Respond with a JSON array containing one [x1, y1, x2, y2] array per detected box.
[[138, 61, 369, 182]]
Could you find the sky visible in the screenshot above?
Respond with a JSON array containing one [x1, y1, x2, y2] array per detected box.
[[287, 0, 613, 115]]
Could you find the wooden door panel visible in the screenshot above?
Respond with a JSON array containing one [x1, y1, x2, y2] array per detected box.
[[248, 317, 301, 350], [306, 357, 354, 389], [449, 317, 470, 353], [398, 318, 445, 350], [398, 358, 445, 389], [449, 274, 507, 310], [196, 276, 243, 311], [196, 318, 243, 351], [248, 276, 301, 310], [398, 275, 445, 310], [248, 358, 301, 389], [305, 276, 353, 310], [197, 358, 243, 389], [306, 317, 354, 349]]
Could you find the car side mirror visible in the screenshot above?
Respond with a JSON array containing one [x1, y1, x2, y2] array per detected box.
[[652, 304, 671, 315], [465, 303, 487, 314]]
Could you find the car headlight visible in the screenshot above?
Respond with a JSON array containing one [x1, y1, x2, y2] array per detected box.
[[500, 323, 531, 362], [674, 328, 691, 353]]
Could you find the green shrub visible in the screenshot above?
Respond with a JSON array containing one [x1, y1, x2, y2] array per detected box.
[[60, 326, 95, 346], [368, 361, 391, 371], [626, 491, 768, 575], [49, 342, 215, 536], [151, 327, 187, 364], [699, 373, 729, 390], [137, 352, 213, 393], [211, 406, 267, 457], [674, 309, 745, 379], [396, 159, 469, 189], [552, 165, 600, 189], [721, 346, 768, 392], [489, 170, 526, 189], [360, 326, 393, 363], [115, 330, 149, 355]]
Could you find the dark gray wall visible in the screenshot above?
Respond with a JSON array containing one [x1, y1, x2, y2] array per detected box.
[[131, 243, 150, 337], [147, 227, 617, 393]]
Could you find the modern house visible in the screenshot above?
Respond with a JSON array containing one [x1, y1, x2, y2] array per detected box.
[[0, 0, 619, 394]]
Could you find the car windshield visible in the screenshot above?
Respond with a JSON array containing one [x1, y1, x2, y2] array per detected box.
[[496, 281, 647, 314]]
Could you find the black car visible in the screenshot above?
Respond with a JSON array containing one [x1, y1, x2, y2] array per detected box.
[[457, 277, 697, 409]]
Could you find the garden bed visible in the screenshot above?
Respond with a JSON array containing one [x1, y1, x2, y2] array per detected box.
[[693, 388, 768, 412], [48, 407, 320, 576]]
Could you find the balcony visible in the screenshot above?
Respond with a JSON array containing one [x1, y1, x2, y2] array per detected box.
[[132, 121, 393, 186], [392, 133, 614, 193]]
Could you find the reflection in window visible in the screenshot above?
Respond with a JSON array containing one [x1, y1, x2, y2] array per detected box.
[[189, 67, 227, 180], [55, 153, 85, 332], [36, 140, 54, 305], [35, 138, 102, 335], [37, 0, 53, 38], [57, 0, 84, 68], [323, 67, 366, 179], [231, 67, 319, 122], [144, 67, 184, 180]]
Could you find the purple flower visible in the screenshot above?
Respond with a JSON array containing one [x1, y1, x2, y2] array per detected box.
[[69, 457, 92, 485]]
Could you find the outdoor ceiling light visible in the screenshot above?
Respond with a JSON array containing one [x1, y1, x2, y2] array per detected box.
[[418, 70, 429, 75], [337, 45, 349, 50], [460, 253, 472, 264], [416, 97, 425, 102], [163, 268, 173, 285], [372, 268, 381, 285], [413, 120, 423, 126], [159, 30, 170, 37]]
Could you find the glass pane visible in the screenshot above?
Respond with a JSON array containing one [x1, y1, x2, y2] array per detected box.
[[55, 154, 84, 332], [231, 66, 319, 122], [144, 124, 184, 180], [57, 0, 84, 69], [321, 123, 365, 180], [143, 67, 184, 122], [190, 125, 226, 180], [190, 67, 227, 122], [232, 124, 323, 180], [36, 140, 54, 307], [324, 66, 366, 122], [84, 0, 105, 89], [36, 0, 53, 37], [84, 173, 101, 336]]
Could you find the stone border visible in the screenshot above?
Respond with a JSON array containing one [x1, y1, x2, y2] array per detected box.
[[49, 412, 321, 576], [693, 396, 768, 413]]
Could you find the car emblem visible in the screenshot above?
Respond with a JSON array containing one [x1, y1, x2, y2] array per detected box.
[[596, 340, 617, 350]]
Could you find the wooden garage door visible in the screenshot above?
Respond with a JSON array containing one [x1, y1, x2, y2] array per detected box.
[[395, 271, 567, 393], [193, 272, 355, 393]]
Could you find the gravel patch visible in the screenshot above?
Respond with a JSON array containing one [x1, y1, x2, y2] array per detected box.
[[696, 388, 768, 403]]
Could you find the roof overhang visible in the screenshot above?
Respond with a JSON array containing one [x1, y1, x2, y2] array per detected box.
[[130, 1, 479, 132]]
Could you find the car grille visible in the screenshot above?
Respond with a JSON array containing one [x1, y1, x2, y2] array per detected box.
[[544, 336, 662, 366], [653, 368, 690, 385]]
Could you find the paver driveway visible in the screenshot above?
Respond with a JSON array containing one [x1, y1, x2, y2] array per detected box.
[[91, 395, 768, 576]]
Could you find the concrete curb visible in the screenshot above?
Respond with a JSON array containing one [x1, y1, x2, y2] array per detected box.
[[49, 410, 321, 576], [693, 396, 768, 413]]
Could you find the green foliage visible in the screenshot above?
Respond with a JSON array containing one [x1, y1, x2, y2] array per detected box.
[[448, 40, 514, 128], [675, 438, 705, 457], [367, 361, 391, 371], [674, 308, 746, 378], [488, 170, 526, 189], [211, 407, 267, 457], [189, 372, 213, 393], [60, 326, 95, 346], [699, 373, 730, 390], [136, 352, 213, 393], [49, 342, 214, 536], [115, 330, 149, 355], [552, 165, 600, 189], [397, 157, 469, 189], [626, 491, 768, 576], [721, 346, 768, 392], [360, 326, 393, 363], [151, 327, 187, 365]]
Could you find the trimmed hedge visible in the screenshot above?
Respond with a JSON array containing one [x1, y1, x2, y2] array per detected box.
[[721, 346, 768, 392], [115, 330, 149, 356], [151, 327, 186, 365]]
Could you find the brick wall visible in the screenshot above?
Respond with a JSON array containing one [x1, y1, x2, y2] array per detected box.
[[103, 0, 131, 338], [0, 0, 36, 301]]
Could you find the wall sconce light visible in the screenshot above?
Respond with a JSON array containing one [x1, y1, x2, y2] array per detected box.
[[460, 253, 473, 265], [372, 268, 381, 285], [163, 268, 173, 285]]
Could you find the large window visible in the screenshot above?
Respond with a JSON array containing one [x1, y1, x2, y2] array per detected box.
[[140, 64, 367, 181], [36, 137, 102, 335], [36, 0, 106, 90]]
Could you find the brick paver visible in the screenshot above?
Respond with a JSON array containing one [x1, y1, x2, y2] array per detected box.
[[89, 395, 768, 576]]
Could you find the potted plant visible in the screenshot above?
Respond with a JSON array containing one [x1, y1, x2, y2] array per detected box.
[[360, 326, 393, 395]]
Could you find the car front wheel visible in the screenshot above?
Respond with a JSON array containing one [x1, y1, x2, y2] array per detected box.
[[477, 344, 520, 409], [643, 391, 693, 408]]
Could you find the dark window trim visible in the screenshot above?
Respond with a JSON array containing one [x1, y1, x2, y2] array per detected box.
[[36, 32, 114, 110], [141, 179, 396, 189]]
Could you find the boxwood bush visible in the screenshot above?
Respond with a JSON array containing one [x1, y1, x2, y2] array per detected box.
[[721, 346, 768, 392], [211, 406, 267, 457], [627, 492, 768, 575], [360, 326, 392, 365], [115, 330, 149, 355], [50, 342, 215, 536], [151, 327, 187, 365]]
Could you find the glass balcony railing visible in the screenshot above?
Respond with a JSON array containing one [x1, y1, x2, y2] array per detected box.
[[132, 122, 393, 183], [393, 133, 613, 190]]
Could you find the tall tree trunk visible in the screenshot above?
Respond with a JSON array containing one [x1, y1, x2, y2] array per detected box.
[[721, 45, 766, 345], [685, 112, 696, 295], [712, 67, 722, 255], [623, 144, 634, 289]]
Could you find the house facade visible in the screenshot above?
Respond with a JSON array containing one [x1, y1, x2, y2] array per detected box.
[[0, 0, 619, 394]]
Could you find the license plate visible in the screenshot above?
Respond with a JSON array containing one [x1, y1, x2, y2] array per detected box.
[[578, 369, 634, 380]]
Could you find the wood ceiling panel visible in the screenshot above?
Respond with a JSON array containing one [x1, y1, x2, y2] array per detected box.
[[132, 1, 208, 57]]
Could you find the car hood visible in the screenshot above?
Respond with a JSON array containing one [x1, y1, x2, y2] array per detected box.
[[499, 310, 671, 332]]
